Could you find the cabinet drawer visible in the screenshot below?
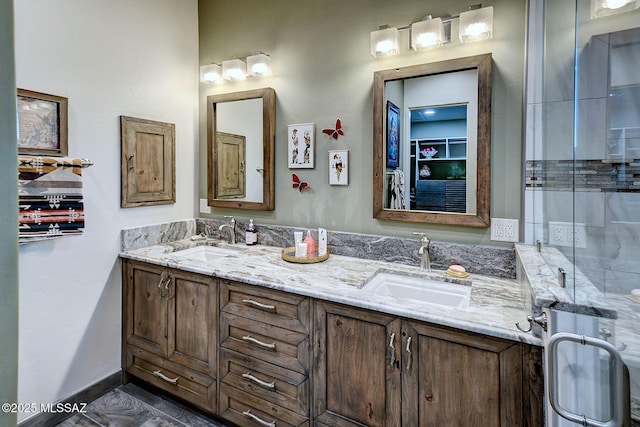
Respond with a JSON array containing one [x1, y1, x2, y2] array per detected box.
[[219, 384, 309, 427], [220, 280, 310, 334], [220, 348, 309, 416], [416, 180, 446, 192], [221, 312, 310, 374], [126, 346, 216, 413]]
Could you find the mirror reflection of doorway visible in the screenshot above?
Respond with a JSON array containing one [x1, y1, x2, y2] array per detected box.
[[410, 104, 468, 212]]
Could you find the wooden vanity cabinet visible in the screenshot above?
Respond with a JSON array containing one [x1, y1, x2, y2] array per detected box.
[[314, 301, 543, 427], [402, 320, 534, 427], [218, 280, 312, 427], [313, 301, 402, 427], [122, 260, 218, 414], [122, 260, 543, 426]]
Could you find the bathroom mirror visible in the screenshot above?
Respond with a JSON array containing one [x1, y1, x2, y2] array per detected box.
[[373, 54, 491, 227], [207, 87, 275, 210]]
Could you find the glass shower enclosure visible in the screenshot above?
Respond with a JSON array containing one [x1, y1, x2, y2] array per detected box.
[[524, 0, 640, 425]]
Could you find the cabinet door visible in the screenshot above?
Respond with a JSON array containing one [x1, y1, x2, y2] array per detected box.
[[402, 320, 523, 427], [313, 301, 401, 427], [167, 269, 217, 377], [124, 260, 168, 357], [215, 132, 246, 199]]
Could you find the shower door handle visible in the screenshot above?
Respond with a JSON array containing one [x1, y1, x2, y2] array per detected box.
[[546, 332, 627, 427]]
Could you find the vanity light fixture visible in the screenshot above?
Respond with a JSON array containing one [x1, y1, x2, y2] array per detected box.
[[411, 17, 445, 50], [222, 58, 247, 81], [370, 26, 400, 57], [591, 0, 639, 17], [246, 53, 272, 76], [459, 5, 493, 43], [370, 4, 494, 57], [200, 63, 223, 84], [202, 53, 273, 84]]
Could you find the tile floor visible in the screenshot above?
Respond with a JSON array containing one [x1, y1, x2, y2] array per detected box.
[[56, 383, 233, 427]]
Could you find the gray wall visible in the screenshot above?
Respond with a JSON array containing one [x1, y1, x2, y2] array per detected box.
[[198, 0, 527, 245], [0, 0, 18, 425]]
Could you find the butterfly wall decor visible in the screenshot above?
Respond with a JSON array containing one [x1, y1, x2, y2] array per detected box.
[[322, 119, 344, 140], [292, 173, 310, 192]]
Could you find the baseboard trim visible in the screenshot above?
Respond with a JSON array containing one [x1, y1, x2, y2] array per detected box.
[[18, 370, 122, 427]]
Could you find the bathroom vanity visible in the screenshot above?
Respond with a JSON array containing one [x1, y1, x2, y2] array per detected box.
[[120, 237, 544, 426]]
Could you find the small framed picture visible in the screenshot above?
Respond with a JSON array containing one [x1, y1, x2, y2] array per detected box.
[[17, 89, 68, 156], [386, 101, 400, 168], [288, 123, 315, 168], [329, 149, 348, 186]]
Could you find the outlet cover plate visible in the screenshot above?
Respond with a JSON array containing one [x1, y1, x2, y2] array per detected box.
[[199, 198, 211, 214], [491, 218, 519, 242], [549, 221, 587, 248]]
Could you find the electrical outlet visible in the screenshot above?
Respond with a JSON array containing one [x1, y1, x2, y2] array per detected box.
[[549, 221, 587, 248], [199, 198, 211, 214], [491, 218, 519, 242], [571, 223, 587, 248], [549, 221, 567, 246]]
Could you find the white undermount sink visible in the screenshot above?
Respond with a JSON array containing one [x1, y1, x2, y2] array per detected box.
[[362, 270, 471, 309], [170, 245, 243, 262]]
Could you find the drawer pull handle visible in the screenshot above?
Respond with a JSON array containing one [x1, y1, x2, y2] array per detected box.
[[242, 372, 276, 390], [242, 335, 276, 350], [242, 409, 276, 427], [165, 276, 172, 299], [242, 299, 276, 312], [406, 336, 413, 372], [157, 277, 167, 298], [389, 332, 396, 366], [153, 370, 178, 385]]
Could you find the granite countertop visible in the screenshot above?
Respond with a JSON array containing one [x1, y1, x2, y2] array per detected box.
[[120, 238, 542, 347]]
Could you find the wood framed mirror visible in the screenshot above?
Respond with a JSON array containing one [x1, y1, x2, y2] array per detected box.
[[207, 87, 275, 210], [373, 54, 491, 227]]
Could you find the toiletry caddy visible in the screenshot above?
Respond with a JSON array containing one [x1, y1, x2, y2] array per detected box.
[[281, 247, 330, 263]]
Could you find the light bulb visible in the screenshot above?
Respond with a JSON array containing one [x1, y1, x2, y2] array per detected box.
[[603, 0, 631, 8]]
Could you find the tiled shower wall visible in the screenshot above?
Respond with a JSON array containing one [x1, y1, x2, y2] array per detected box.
[[525, 159, 640, 192], [525, 159, 640, 294]]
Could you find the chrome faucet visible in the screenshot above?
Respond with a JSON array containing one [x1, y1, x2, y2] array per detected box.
[[413, 232, 431, 272], [218, 216, 236, 244]]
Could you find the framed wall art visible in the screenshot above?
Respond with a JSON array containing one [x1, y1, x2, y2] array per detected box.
[[329, 149, 348, 186], [17, 89, 68, 156], [288, 123, 315, 168], [386, 100, 400, 168]]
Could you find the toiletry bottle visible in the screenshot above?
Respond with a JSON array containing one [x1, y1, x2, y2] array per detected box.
[[245, 219, 258, 246], [318, 228, 327, 256], [304, 230, 316, 257]]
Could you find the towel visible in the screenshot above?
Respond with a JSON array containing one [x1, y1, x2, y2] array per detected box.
[[388, 170, 406, 210], [18, 156, 85, 243], [395, 170, 406, 209]]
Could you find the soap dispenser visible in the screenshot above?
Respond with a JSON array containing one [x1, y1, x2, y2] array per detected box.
[[304, 230, 316, 257], [245, 219, 258, 246]]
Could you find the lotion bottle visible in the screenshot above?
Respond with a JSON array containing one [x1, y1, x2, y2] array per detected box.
[[318, 228, 327, 256], [245, 219, 258, 246], [304, 230, 316, 257]]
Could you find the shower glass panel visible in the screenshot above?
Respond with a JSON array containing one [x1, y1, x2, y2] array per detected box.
[[524, 0, 640, 424]]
